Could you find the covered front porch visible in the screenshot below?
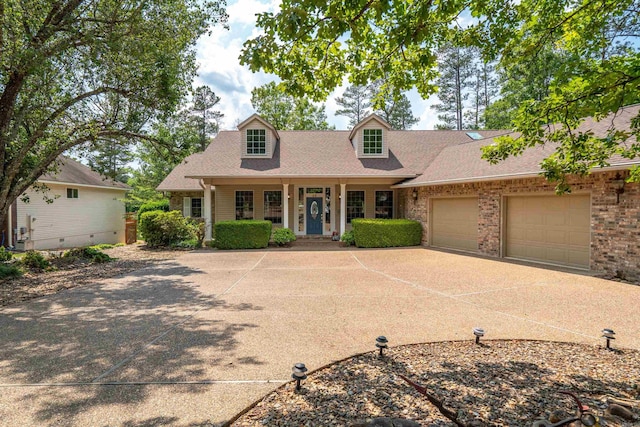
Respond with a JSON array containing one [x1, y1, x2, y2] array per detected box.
[[200, 177, 403, 241]]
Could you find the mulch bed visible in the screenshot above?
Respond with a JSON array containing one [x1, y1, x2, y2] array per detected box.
[[230, 341, 640, 426]]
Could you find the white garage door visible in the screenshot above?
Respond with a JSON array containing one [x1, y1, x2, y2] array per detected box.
[[431, 198, 478, 252], [506, 194, 590, 268]]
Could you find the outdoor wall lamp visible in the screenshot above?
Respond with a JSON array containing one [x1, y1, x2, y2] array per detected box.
[[473, 327, 485, 345], [375, 335, 389, 357], [602, 328, 616, 350], [412, 189, 418, 200], [291, 363, 308, 391], [612, 173, 625, 204]]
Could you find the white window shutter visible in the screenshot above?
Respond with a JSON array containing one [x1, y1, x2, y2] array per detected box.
[[183, 197, 191, 217]]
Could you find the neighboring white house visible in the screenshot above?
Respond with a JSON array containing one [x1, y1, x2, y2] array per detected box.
[[3, 157, 130, 250]]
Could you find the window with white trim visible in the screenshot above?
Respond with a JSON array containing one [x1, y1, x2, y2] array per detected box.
[[246, 129, 266, 155], [363, 129, 383, 155], [66, 188, 79, 199], [264, 191, 282, 224], [182, 197, 203, 217], [346, 191, 365, 224], [235, 191, 254, 220], [375, 191, 393, 219]]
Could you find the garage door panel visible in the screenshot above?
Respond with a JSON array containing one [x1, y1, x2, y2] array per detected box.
[[506, 195, 590, 268], [432, 198, 478, 252]]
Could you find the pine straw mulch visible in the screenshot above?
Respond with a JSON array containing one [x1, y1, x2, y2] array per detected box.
[[230, 340, 640, 427], [0, 244, 189, 308]]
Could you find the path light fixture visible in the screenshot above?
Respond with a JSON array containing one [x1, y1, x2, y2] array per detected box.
[[376, 336, 389, 357], [612, 173, 625, 204], [602, 328, 616, 350], [291, 363, 308, 391], [473, 327, 485, 345]]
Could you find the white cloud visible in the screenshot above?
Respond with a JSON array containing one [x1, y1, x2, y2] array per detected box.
[[193, 0, 439, 131]]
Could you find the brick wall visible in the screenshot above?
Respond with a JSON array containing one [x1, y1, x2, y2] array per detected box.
[[400, 171, 640, 281], [168, 191, 214, 222]]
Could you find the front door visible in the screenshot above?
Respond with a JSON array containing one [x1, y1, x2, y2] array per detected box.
[[306, 197, 323, 235]]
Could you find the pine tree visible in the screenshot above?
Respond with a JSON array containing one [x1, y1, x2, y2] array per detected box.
[[85, 138, 133, 183], [431, 45, 474, 130], [465, 58, 499, 129], [335, 85, 371, 127], [192, 86, 224, 150], [368, 80, 420, 130]]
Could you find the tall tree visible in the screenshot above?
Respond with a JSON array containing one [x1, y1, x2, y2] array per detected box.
[[84, 138, 134, 183], [0, 0, 227, 227], [431, 45, 474, 130], [240, 0, 640, 188], [368, 80, 420, 130], [251, 82, 332, 130], [465, 59, 499, 130], [335, 85, 371, 127], [192, 85, 223, 151]]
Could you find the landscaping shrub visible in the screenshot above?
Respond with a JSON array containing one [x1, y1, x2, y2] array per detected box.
[[64, 247, 113, 263], [352, 219, 422, 248], [22, 250, 50, 269], [272, 228, 296, 246], [89, 243, 124, 250], [137, 199, 170, 221], [0, 246, 12, 262], [139, 210, 196, 247], [340, 230, 355, 246], [214, 220, 271, 249], [0, 264, 22, 279], [186, 217, 205, 247]]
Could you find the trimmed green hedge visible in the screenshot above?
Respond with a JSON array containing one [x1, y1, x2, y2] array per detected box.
[[352, 219, 422, 248], [214, 220, 272, 249], [139, 210, 196, 247]]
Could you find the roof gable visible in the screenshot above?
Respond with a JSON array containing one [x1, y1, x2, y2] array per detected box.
[[348, 114, 391, 141]]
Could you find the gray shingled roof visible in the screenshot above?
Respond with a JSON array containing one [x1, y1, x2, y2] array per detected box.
[[398, 104, 640, 187], [40, 156, 130, 190], [156, 129, 507, 190]]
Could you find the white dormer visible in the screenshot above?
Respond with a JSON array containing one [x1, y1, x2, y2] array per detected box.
[[237, 114, 280, 159], [348, 114, 391, 159]]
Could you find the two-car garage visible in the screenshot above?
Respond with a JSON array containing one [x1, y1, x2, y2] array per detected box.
[[430, 194, 591, 269]]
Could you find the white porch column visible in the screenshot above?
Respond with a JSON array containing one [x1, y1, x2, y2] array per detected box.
[[282, 183, 289, 229], [204, 183, 212, 241], [340, 183, 346, 236]]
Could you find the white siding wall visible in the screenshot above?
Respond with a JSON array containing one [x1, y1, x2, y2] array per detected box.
[[16, 183, 127, 250]]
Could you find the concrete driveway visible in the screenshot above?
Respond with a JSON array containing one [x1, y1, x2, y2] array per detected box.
[[0, 248, 638, 426]]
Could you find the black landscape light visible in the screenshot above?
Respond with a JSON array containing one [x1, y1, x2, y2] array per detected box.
[[376, 335, 388, 357], [473, 327, 485, 345], [602, 328, 616, 350], [291, 363, 308, 391]]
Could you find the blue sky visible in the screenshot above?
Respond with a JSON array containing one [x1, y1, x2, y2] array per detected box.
[[193, 0, 440, 130]]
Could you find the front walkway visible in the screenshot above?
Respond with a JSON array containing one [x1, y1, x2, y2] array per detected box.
[[0, 248, 638, 426]]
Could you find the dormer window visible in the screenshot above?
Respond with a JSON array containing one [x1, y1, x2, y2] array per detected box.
[[246, 129, 266, 155], [363, 129, 383, 155]]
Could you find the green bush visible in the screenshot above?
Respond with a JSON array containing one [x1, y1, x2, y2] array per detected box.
[[340, 230, 355, 246], [64, 247, 113, 263], [22, 250, 50, 269], [139, 210, 196, 247], [187, 217, 205, 247], [0, 264, 22, 279], [89, 243, 123, 250], [0, 246, 12, 262], [272, 228, 296, 246], [352, 219, 422, 248], [137, 199, 170, 221], [214, 220, 271, 249]]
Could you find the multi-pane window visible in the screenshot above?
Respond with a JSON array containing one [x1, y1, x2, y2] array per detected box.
[[375, 191, 393, 219], [235, 191, 254, 220], [246, 129, 266, 155], [191, 197, 203, 218], [346, 191, 365, 224], [264, 191, 282, 224], [363, 129, 383, 155], [66, 188, 78, 199]]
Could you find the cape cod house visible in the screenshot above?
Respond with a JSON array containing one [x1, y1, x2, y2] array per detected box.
[[158, 107, 640, 281], [2, 157, 129, 250]]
